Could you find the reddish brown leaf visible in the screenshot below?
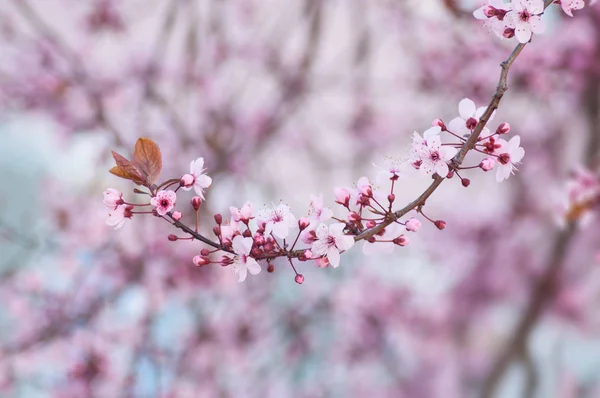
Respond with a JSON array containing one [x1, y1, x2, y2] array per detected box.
[[111, 151, 145, 185], [132, 138, 162, 185]]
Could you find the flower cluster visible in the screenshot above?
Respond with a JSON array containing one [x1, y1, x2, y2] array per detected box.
[[104, 95, 524, 283], [474, 0, 589, 43]]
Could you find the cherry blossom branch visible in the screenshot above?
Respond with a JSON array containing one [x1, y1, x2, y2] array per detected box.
[[355, 42, 527, 241]]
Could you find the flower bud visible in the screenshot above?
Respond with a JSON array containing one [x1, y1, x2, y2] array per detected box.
[[193, 255, 210, 267], [172, 211, 182, 221], [191, 196, 202, 210], [334, 187, 351, 207], [267, 264, 275, 273], [388, 193, 395, 204], [405, 218, 422, 232], [480, 158, 495, 171], [366, 220, 376, 229], [180, 174, 195, 189], [168, 234, 178, 241], [214, 214, 223, 224], [461, 178, 471, 187], [295, 274, 305, 284], [213, 226, 221, 236], [496, 122, 510, 135], [298, 217, 310, 230], [348, 211, 361, 222], [446, 170, 454, 179], [303, 249, 312, 260], [435, 220, 447, 230], [433, 118, 446, 131], [393, 235, 409, 246], [200, 249, 209, 256]]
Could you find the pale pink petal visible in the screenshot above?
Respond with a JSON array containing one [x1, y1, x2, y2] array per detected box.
[[327, 247, 341, 268], [246, 258, 261, 275], [458, 98, 476, 119]]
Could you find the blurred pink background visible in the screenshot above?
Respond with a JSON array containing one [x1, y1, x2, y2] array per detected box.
[[0, 1, 599, 397]]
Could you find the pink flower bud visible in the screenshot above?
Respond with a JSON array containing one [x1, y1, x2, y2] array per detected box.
[[295, 274, 305, 284], [191, 196, 202, 210], [172, 211, 182, 221], [433, 118, 446, 131], [435, 220, 447, 230], [496, 122, 510, 135], [213, 226, 221, 236], [405, 218, 422, 232], [348, 211, 361, 222], [393, 235, 409, 246], [480, 158, 495, 171], [214, 214, 223, 224], [180, 173, 195, 189], [303, 249, 312, 259], [220, 256, 233, 267], [366, 220, 376, 229], [298, 217, 310, 230], [461, 178, 471, 187], [200, 249, 209, 256], [267, 264, 275, 273], [334, 187, 351, 207], [193, 255, 210, 267], [168, 234, 178, 241], [388, 193, 395, 204]]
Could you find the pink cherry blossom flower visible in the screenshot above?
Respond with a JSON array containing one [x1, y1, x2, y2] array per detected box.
[[220, 220, 241, 242], [334, 187, 351, 207], [405, 218, 422, 232], [106, 204, 132, 230], [355, 177, 373, 197], [374, 156, 409, 184], [103, 188, 124, 209], [509, 0, 545, 44], [308, 194, 333, 222], [311, 223, 355, 268], [230, 201, 254, 223], [560, 0, 584, 17], [362, 223, 403, 255], [230, 235, 261, 282], [495, 136, 525, 182], [150, 190, 177, 216], [259, 203, 297, 239], [411, 134, 457, 178], [448, 98, 491, 137], [181, 157, 212, 200]]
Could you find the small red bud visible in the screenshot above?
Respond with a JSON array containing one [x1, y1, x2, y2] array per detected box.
[[251, 247, 262, 257], [267, 264, 275, 273], [461, 178, 471, 187], [200, 249, 209, 256], [191, 196, 202, 211], [367, 236, 376, 243], [168, 234, 178, 241], [446, 170, 454, 179], [242, 229, 252, 238], [193, 255, 210, 267], [388, 193, 395, 203], [213, 226, 221, 236], [366, 220, 376, 229], [435, 220, 447, 230], [214, 214, 223, 224], [264, 242, 274, 252], [295, 274, 305, 284]]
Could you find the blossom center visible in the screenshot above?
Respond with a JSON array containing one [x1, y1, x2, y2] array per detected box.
[[160, 199, 170, 208], [466, 117, 478, 130], [519, 10, 530, 22], [430, 151, 440, 162], [327, 236, 336, 247], [498, 153, 511, 165]]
